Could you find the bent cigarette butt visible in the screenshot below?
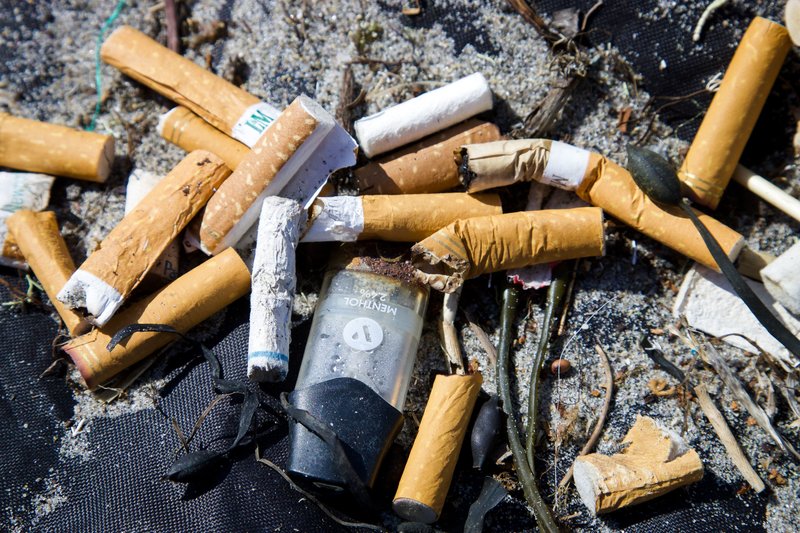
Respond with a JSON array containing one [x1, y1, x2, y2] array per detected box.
[[355, 120, 502, 194], [158, 106, 250, 170], [63, 248, 251, 389], [761, 241, 800, 316], [0, 113, 115, 183], [198, 96, 331, 255], [101, 25, 279, 140], [573, 415, 704, 515], [248, 197, 306, 382], [679, 17, 792, 208], [303, 192, 502, 243], [577, 153, 745, 271], [58, 151, 230, 325], [393, 373, 483, 524], [355, 73, 493, 158], [412, 207, 605, 293], [6, 210, 87, 335]]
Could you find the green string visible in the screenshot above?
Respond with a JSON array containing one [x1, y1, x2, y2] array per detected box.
[[86, 0, 126, 132]]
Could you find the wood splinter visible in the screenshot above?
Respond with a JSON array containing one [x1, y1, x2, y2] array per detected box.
[[573, 415, 704, 515]]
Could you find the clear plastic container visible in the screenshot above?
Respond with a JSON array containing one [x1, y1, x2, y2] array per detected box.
[[295, 267, 428, 410]]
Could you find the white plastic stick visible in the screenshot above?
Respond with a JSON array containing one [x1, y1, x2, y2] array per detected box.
[[733, 165, 800, 224]]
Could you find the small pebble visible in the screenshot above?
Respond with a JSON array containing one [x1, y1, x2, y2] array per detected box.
[[550, 359, 571, 376]]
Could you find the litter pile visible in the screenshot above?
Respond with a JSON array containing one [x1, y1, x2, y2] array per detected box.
[[1, 1, 799, 531]]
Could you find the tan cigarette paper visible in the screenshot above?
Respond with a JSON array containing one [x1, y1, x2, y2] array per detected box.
[[679, 17, 792, 208], [101, 25, 260, 136], [412, 207, 605, 292], [6, 210, 87, 335], [58, 151, 231, 325], [64, 248, 251, 389], [199, 96, 327, 255], [360, 192, 502, 241], [459, 138, 551, 192], [0, 112, 115, 183], [356, 120, 502, 194], [159, 106, 250, 170], [573, 415, 704, 515], [577, 154, 744, 270], [393, 373, 483, 524]]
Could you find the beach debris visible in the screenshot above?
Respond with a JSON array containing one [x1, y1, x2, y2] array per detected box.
[[248, 197, 306, 382], [641, 335, 765, 492], [198, 96, 356, 255], [58, 151, 230, 326], [471, 395, 502, 471], [459, 139, 745, 271], [394, 373, 483, 524], [573, 415, 704, 515], [355, 119, 501, 195], [6, 211, 86, 335], [63, 248, 251, 389], [286, 252, 426, 492], [731, 165, 800, 224], [761, 241, 800, 316], [354, 73, 493, 158], [158, 106, 250, 170], [693, 0, 729, 42], [674, 264, 800, 372], [785, 0, 800, 45], [411, 207, 605, 292], [0, 172, 55, 269], [464, 477, 508, 533], [681, 17, 791, 208], [0, 112, 115, 183], [550, 359, 571, 376], [303, 192, 501, 243]]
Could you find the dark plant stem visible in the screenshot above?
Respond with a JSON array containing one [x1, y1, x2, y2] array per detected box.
[[525, 262, 570, 469], [680, 200, 800, 367], [497, 284, 560, 533]]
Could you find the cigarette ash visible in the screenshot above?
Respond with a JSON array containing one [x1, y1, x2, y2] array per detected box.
[[2, 0, 799, 531]]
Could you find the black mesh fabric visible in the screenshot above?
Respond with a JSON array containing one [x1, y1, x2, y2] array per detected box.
[[1, 1, 795, 531]]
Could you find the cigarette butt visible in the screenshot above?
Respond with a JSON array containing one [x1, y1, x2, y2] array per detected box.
[[355, 120, 502, 194], [412, 207, 605, 292], [459, 139, 552, 192], [6, 210, 87, 335], [199, 96, 329, 255], [355, 73, 493, 158], [361, 193, 502, 241], [58, 151, 231, 325], [577, 153, 745, 271], [679, 17, 792, 208], [63, 248, 251, 389], [0, 113, 115, 183], [158, 106, 250, 170], [393, 373, 483, 523], [248, 197, 306, 382], [573, 415, 703, 515], [101, 26, 279, 139], [761, 241, 800, 316]]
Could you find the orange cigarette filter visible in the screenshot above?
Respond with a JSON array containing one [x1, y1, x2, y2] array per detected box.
[[6, 210, 87, 336], [355, 119, 502, 194], [63, 248, 251, 389], [0, 112, 115, 183], [393, 373, 483, 524], [413, 207, 605, 292], [679, 17, 791, 208], [159, 106, 250, 170], [101, 25, 259, 136]]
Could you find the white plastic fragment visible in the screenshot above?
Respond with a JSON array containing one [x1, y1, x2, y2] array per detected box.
[[354, 73, 493, 158], [247, 197, 307, 382], [674, 264, 800, 371], [761, 241, 800, 316]]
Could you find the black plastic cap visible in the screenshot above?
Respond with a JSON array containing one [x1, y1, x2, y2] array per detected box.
[[287, 377, 404, 493]]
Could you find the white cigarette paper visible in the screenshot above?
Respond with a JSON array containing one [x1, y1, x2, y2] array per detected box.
[[301, 196, 364, 242], [354, 73, 493, 158], [0, 172, 56, 268], [248, 197, 307, 382], [761, 241, 800, 316], [674, 264, 800, 371]]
